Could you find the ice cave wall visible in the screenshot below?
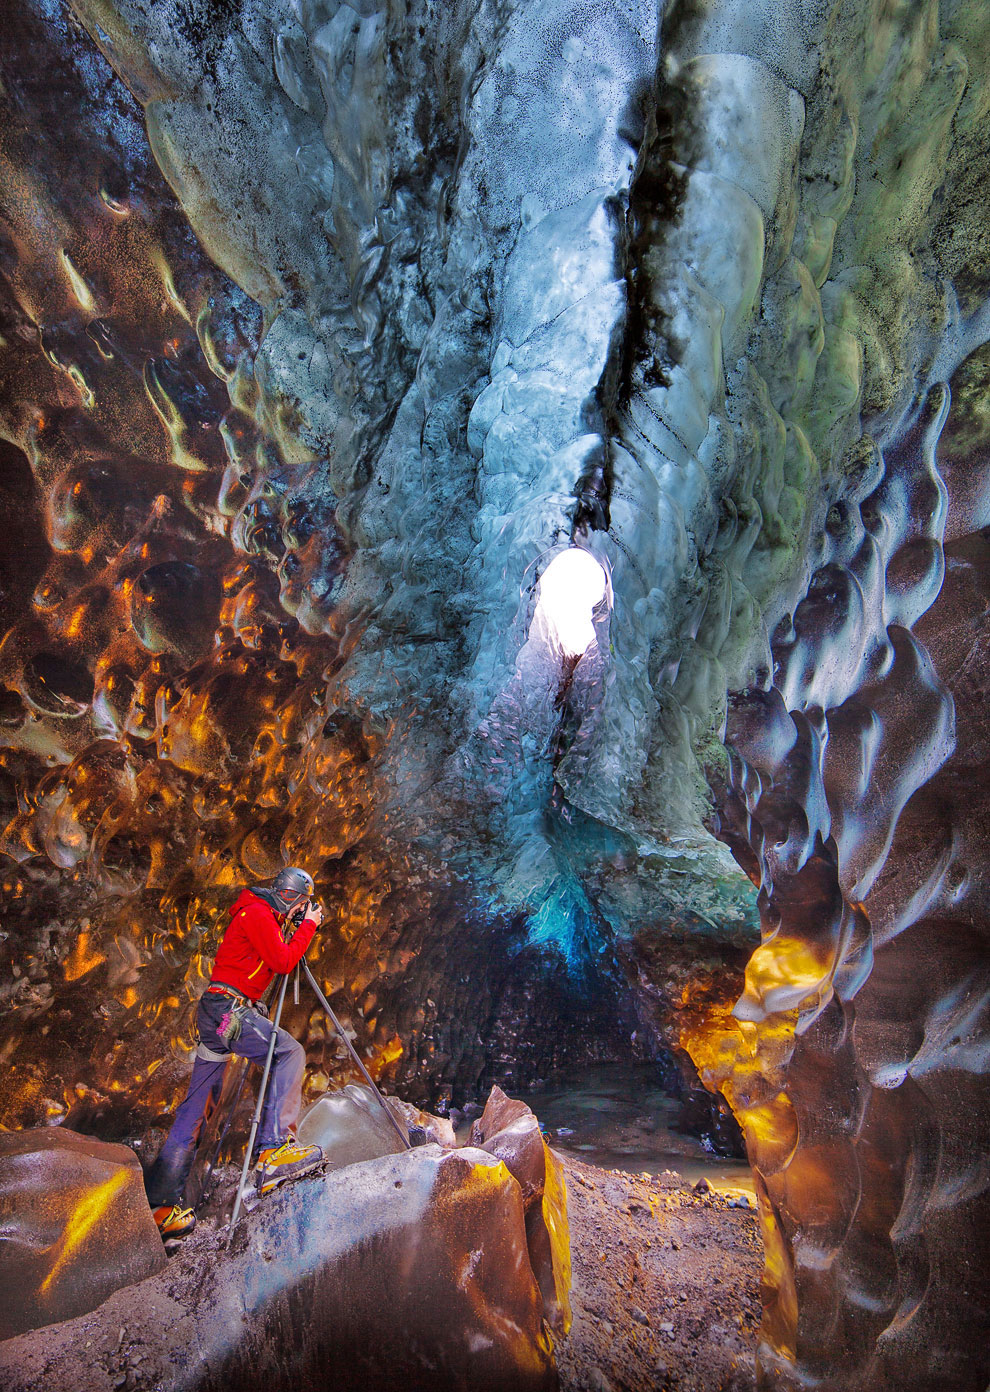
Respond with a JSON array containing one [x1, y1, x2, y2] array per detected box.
[[0, 0, 656, 1131], [1, 0, 989, 1388], [663, 2, 990, 1388], [0, 0, 756, 1133]]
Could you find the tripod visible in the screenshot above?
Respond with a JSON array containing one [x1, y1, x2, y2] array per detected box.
[[223, 960, 410, 1235]]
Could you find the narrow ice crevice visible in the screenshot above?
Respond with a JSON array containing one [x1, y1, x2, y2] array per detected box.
[[399, 0, 661, 916], [61, 0, 981, 937]]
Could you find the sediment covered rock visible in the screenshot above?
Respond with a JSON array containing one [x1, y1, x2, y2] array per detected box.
[[0, 1128, 165, 1340], [472, 1085, 572, 1333], [0, 1144, 559, 1392]]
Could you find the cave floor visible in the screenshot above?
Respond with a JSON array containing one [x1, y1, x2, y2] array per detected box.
[[556, 1156, 762, 1392], [1, 1151, 761, 1392]]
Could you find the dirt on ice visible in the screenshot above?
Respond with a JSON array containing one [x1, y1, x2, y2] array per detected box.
[[555, 1155, 763, 1392]]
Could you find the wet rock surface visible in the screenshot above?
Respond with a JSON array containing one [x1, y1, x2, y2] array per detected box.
[[296, 1082, 409, 1167], [0, 1144, 557, 1392], [0, 1128, 166, 1341], [471, 1084, 572, 1333]]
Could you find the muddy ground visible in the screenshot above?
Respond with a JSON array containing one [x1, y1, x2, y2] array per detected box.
[[556, 1156, 762, 1392]]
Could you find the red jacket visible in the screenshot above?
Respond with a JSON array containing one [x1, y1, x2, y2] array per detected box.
[[210, 889, 318, 1001]]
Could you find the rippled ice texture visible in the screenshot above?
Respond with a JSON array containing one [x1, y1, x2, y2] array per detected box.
[[1, 0, 990, 1386], [56, 0, 756, 930]]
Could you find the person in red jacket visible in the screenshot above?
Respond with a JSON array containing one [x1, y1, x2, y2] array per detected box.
[[146, 867, 324, 1238]]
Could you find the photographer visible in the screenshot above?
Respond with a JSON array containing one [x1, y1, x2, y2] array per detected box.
[[145, 867, 325, 1239]]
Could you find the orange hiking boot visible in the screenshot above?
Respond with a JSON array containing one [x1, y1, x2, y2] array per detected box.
[[153, 1204, 196, 1239], [254, 1139, 323, 1195]]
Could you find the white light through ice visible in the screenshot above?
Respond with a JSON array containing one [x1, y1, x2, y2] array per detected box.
[[536, 548, 609, 657]]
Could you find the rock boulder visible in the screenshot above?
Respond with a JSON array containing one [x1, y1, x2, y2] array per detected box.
[[0, 1127, 166, 1340], [471, 1085, 572, 1333], [0, 1144, 558, 1392]]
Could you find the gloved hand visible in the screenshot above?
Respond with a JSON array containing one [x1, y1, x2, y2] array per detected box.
[[304, 899, 324, 928]]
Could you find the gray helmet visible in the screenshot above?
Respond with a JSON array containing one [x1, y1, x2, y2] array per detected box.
[[270, 866, 314, 912]]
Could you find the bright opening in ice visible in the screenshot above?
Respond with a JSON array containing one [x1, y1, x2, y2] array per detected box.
[[535, 549, 609, 658]]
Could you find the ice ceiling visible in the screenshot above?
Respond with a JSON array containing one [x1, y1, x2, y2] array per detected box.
[[1, 0, 989, 1386]]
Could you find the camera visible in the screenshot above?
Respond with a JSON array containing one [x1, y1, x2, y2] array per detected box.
[[288, 896, 323, 928]]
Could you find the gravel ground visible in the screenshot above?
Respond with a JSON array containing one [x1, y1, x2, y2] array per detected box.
[[555, 1156, 762, 1392]]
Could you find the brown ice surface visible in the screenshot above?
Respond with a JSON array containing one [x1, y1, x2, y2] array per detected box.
[[0, 1128, 166, 1341]]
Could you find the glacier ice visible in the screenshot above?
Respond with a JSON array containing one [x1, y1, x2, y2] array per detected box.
[[470, 1083, 572, 1334], [0, 1143, 559, 1390], [0, 0, 988, 1386], [296, 1082, 408, 1168]]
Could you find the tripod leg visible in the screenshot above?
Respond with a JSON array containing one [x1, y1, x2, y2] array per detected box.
[[300, 960, 410, 1150], [228, 974, 290, 1236]]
